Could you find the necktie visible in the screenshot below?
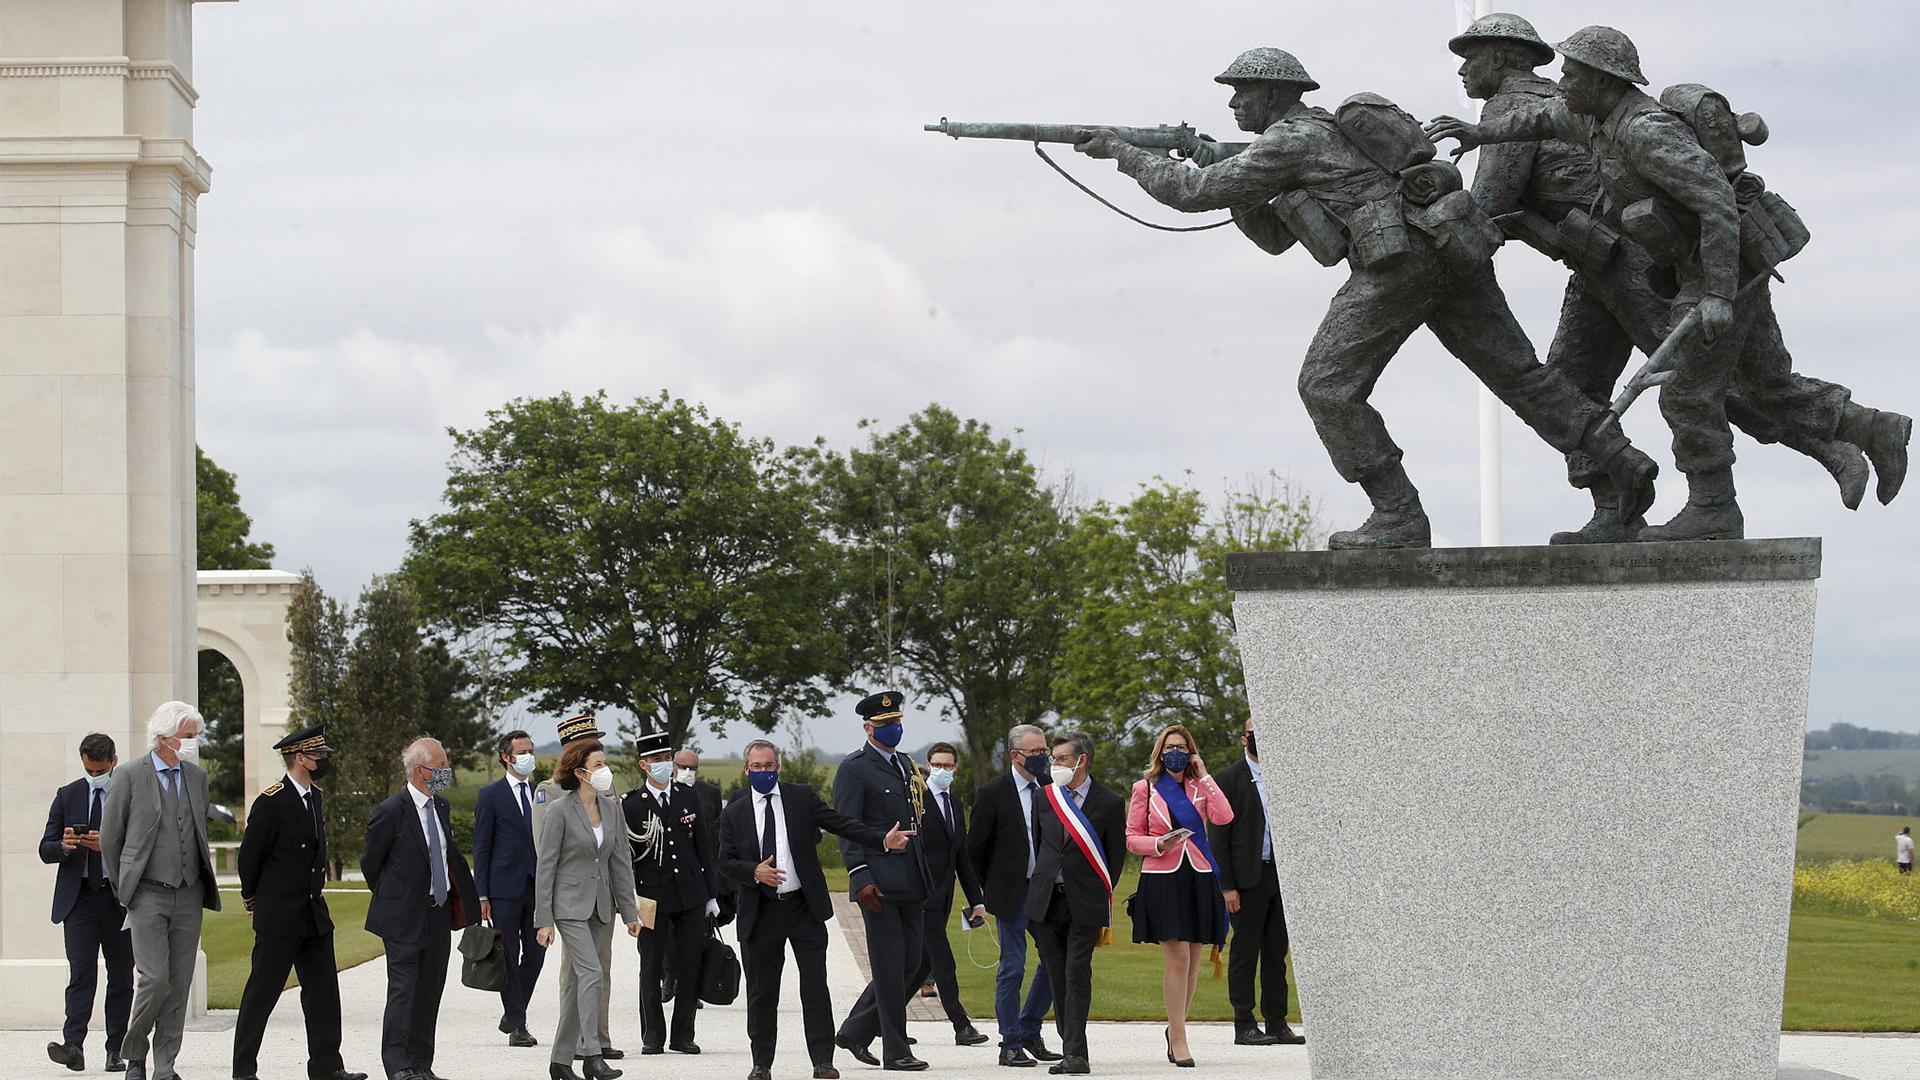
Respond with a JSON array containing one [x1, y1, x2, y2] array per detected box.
[[304, 790, 321, 837], [942, 792, 957, 837], [760, 795, 779, 895], [426, 802, 448, 905], [87, 787, 105, 886], [517, 782, 533, 836], [162, 767, 179, 800], [1025, 782, 1041, 873]]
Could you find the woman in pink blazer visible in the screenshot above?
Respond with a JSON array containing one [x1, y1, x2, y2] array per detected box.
[[1126, 724, 1234, 1067]]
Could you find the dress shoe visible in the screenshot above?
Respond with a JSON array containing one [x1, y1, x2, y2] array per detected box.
[[955, 1026, 990, 1046], [905, 1037, 917, 1045], [1024, 1038, 1063, 1063], [601, 1048, 626, 1060], [635, 1046, 665, 1057], [882, 1058, 928, 1072], [834, 1033, 879, 1068], [126, 1058, 147, 1080], [581, 1057, 623, 1080], [105, 1051, 128, 1073], [1233, 1026, 1279, 1046], [314, 1071, 370, 1080], [46, 1042, 83, 1071], [509, 1028, 539, 1048], [747, 1069, 772, 1080], [998, 1048, 1036, 1069], [813, 1067, 840, 1079], [1048, 1059, 1090, 1075], [551, 1064, 585, 1080], [668, 1042, 701, 1055], [1268, 1022, 1305, 1045]]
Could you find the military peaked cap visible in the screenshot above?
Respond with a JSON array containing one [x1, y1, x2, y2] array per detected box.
[[273, 722, 331, 755], [633, 728, 674, 757], [557, 712, 606, 745], [856, 691, 904, 724]]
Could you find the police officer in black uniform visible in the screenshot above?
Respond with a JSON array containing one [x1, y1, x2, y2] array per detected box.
[[624, 730, 720, 1055], [231, 723, 368, 1080], [832, 692, 931, 1072]]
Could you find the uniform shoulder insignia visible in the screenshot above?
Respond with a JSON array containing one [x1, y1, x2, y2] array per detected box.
[[262, 780, 284, 796]]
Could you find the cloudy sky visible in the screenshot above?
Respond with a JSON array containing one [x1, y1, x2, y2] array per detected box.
[[187, 1, 1920, 750]]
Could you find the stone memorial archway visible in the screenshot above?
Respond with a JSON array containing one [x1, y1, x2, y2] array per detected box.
[[196, 569, 299, 805]]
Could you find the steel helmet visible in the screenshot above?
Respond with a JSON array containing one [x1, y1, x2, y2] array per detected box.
[[1554, 25, 1649, 86], [1448, 12, 1556, 68], [1215, 48, 1320, 91]]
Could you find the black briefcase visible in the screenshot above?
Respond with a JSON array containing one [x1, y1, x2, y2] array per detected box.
[[698, 923, 741, 1005], [459, 922, 506, 993]]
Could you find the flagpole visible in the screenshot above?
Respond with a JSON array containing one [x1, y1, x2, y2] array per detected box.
[[1454, 0, 1502, 546]]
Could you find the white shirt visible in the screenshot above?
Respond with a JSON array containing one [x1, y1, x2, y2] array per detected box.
[[406, 783, 448, 865], [591, 823, 605, 848], [1246, 755, 1272, 861], [753, 788, 801, 895], [288, 774, 312, 800], [1013, 766, 1040, 877], [1899, 834, 1914, 864], [509, 775, 533, 811]]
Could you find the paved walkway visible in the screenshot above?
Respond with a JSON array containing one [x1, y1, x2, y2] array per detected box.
[[4, 912, 1915, 1080]]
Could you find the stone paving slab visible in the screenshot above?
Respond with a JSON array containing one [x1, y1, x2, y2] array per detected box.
[[2, 914, 1913, 1080]]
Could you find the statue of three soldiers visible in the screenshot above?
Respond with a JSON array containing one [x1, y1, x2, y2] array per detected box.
[[1058, 16, 1909, 548]]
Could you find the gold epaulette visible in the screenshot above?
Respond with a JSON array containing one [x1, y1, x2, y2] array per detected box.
[[261, 780, 284, 797]]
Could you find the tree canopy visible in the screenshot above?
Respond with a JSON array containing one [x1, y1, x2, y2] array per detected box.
[[405, 391, 848, 749]]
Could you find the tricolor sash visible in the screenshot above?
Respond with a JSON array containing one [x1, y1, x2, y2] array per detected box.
[[1044, 784, 1112, 900]]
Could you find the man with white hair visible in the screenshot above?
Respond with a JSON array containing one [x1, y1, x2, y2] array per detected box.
[[362, 737, 479, 1080], [99, 702, 222, 1080]]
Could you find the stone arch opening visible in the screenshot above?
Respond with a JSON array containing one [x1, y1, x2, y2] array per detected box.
[[195, 571, 301, 812]]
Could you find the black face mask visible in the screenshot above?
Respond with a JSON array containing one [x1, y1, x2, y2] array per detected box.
[[1023, 752, 1053, 783], [1244, 732, 1258, 758], [307, 756, 333, 781]]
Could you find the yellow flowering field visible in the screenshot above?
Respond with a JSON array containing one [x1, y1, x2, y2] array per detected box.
[[1793, 859, 1920, 922]]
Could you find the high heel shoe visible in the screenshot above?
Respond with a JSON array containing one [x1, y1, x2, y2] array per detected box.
[[581, 1057, 623, 1080], [550, 1064, 584, 1080], [1164, 1027, 1194, 1069]]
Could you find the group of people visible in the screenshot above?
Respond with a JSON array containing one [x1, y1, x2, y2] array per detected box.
[[39, 696, 1302, 1080]]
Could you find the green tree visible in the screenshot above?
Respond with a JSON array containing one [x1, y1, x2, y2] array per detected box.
[[405, 391, 847, 749], [196, 446, 275, 570], [287, 570, 352, 875], [195, 446, 275, 805], [1054, 474, 1315, 788], [418, 637, 490, 771], [806, 405, 1074, 784]]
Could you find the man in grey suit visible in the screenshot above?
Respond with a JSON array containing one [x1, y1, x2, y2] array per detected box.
[[100, 701, 222, 1080]]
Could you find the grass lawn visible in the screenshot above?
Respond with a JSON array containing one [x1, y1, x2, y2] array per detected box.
[[204, 886, 382, 1010], [1797, 812, 1918, 864], [1783, 911, 1920, 1030]]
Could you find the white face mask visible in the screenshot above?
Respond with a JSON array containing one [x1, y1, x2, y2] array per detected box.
[[926, 768, 955, 793], [85, 770, 112, 792], [173, 736, 200, 764], [588, 766, 615, 794], [1050, 764, 1076, 788], [510, 753, 536, 777], [675, 767, 698, 785]]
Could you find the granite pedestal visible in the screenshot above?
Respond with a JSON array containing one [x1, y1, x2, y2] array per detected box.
[[1227, 538, 1820, 1080]]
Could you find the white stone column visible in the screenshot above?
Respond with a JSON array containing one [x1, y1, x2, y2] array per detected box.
[[0, 0, 232, 1028]]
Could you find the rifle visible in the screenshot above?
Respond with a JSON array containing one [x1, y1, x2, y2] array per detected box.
[[1610, 270, 1775, 417], [923, 119, 1247, 160]]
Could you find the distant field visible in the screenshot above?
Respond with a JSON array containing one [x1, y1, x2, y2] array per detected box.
[[1798, 812, 1918, 864], [1800, 748, 1920, 785]]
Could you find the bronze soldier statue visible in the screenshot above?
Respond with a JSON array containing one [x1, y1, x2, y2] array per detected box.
[[1430, 24, 1911, 540], [1073, 48, 1660, 549]]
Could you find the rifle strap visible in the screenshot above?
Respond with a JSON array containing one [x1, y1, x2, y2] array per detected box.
[[1032, 144, 1233, 233]]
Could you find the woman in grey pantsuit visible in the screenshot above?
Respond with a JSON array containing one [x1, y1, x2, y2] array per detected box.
[[535, 740, 640, 1080]]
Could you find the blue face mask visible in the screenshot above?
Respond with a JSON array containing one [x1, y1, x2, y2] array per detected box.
[[1161, 748, 1191, 776], [872, 722, 904, 749], [747, 769, 779, 795]]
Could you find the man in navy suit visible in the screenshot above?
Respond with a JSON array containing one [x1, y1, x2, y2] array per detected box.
[[40, 733, 133, 1074], [719, 740, 909, 1080], [473, 728, 546, 1047], [362, 737, 479, 1080]]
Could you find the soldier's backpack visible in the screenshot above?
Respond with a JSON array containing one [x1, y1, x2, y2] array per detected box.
[[1657, 83, 1810, 276], [1331, 93, 1483, 268]]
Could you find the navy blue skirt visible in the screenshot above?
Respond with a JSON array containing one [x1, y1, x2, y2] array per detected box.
[[1129, 861, 1228, 947]]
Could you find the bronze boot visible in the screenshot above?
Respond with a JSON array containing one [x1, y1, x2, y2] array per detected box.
[[1837, 405, 1911, 505], [1328, 464, 1431, 550], [1639, 469, 1744, 542]]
